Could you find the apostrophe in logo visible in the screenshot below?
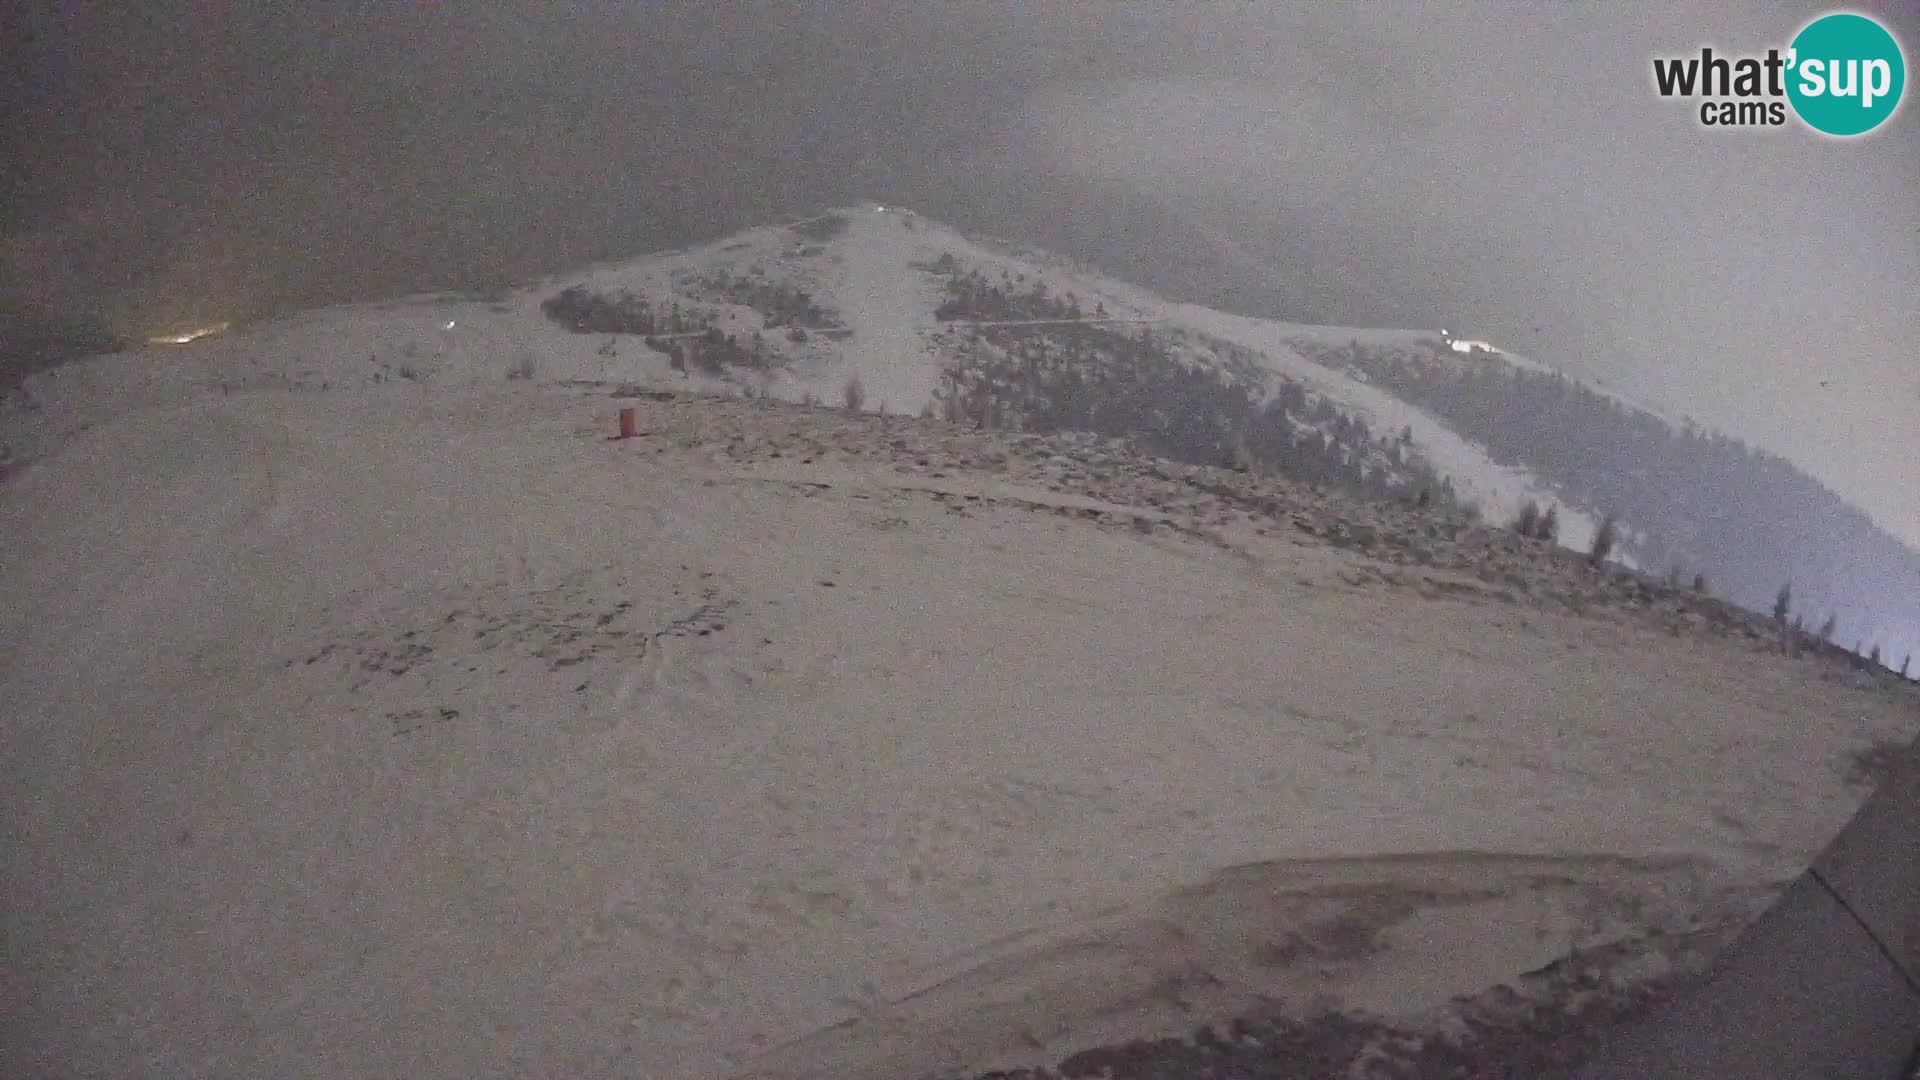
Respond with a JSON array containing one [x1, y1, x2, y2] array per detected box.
[[1786, 12, 1905, 136], [1652, 10, 1906, 136]]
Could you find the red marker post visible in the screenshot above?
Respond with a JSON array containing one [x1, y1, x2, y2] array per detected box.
[[616, 406, 637, 440]]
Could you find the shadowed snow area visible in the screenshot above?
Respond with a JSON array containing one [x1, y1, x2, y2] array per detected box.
[[4, 385, 1916, 1078]]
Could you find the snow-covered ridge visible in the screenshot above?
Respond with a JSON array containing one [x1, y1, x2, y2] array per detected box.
[[15, 203, 1630, 548]]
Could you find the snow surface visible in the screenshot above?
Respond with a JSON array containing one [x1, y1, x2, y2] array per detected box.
[[5, 209, 1745, 602], [14, 206, 1633, 554], [808, 209, 947, 411], [1157, 304, 1599, 550], [4, 384, 1914, 1078]]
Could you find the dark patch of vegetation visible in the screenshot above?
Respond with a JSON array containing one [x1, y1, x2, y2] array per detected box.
[[934, 267, 1088, 323], [656, 327, 775, 377], [910, 251, 962, 276], [1515, 501, 1541, 539], [539, 286, 708, 336], [1511, 501, 1563, 545], [1308, 337, 1920, 650], [1589, 514, 1617, 566], [1845, 735, 1913, 789], [788, 213, 850, 242], [694, 271, 840, 329], [541, 286, 778, 378], [923, 275, 1462, 514]]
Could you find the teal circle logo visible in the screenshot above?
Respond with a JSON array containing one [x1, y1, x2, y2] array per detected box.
[[1787, 12, 1906, 136]]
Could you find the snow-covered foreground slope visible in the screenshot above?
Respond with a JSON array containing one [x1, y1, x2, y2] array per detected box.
[[4, 384, 1914, 1078]]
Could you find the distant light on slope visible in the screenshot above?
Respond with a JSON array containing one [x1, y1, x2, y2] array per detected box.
[[445, 320, 456, 329], [147, 321, 230, 346], [1440, 328, 1502, 356]]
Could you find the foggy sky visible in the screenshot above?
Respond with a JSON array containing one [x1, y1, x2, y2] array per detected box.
[[5, 1, 1918, 549]]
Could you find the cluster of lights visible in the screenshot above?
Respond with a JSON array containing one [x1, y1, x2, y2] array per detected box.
[[147, 322, 230, 346], [1439, 329, 1500, 356]]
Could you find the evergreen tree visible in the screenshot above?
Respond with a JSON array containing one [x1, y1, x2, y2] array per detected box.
[[1514, 501, 1541, 538], [1590, 514, 1617, 566]]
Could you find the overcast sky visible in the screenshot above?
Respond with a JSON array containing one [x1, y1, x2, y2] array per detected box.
[[4, 1, 1917, 543]]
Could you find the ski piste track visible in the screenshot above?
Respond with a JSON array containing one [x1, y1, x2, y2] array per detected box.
[[1579, 731, 1920, 1079]]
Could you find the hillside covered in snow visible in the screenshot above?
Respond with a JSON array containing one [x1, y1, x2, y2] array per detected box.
[[8, 193, 1920, 1071], [7, 377, 1918, 1078], [7, 204, 1916, 660]]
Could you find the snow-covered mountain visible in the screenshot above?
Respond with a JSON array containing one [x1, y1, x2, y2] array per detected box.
[[69, 205, 1587, 539], [12, 203, 1917, 660], [11, 205, 1920, 1078]]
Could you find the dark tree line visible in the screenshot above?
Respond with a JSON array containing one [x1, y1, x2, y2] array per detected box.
[[695, 273, 839, 330], [788, 213, 850, 242], [543, 286, 785, 377], [655, 327, 777, 377], [541, 287, 709, 337], [1313, 338, 1920, 648], [934, 269, 1089, 324], [925, 272, 1463, 512]]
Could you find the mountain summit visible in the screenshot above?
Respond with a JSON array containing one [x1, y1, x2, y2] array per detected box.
[[9, 204, 1917, 658]]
